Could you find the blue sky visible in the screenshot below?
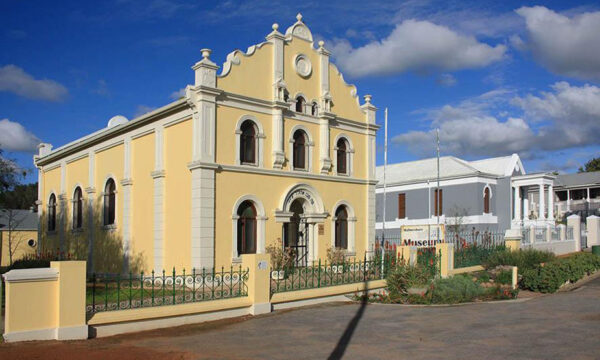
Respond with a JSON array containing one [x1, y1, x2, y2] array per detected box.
[[1, 0, 600, 184]]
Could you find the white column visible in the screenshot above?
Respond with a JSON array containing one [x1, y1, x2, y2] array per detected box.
[[514, 186, 521, 222], [587, 188, 591, 203], [548, 184, 554, 221], [189, 49, 219, 270], [538, 183, 545, 220], [567, 189, 571, 211], [318, 118, 331, 174], [524, 196, 529, 221], [267, 25, 286, 169], [567, 214, 581, 251], [152, 126, 165, 272], [121, 136, 133, 272], [86, 151, 95, 273]]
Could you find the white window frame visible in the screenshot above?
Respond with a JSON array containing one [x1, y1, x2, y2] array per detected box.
[[231, 195, 267, 262], [330, 200, 356, 254], [235, 115, 265, 167], [288, 125, 314, 173], [101, 175, 118, 230], [333, 134, 354, 177], [483, 184, 493, 215]]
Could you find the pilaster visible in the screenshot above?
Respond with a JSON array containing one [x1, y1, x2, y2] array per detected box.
[[188, 48, 220, 270], [121, 136, 133, 272], [152, 126, 165, 272], [267, 24, 287, 169]]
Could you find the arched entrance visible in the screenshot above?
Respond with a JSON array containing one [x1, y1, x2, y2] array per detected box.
[[275, 184, 328, 266], [285, 199, 309, 266]]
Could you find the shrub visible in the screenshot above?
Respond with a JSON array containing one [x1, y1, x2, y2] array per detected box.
[[495, 270, 512, 285], [265, 244, 295, 269], [521, 253, 600, 293], [484, 249, 555, 273], [386, 263, 435, 301], [326, 247, 347, 265], [428, 275, 484, 304]]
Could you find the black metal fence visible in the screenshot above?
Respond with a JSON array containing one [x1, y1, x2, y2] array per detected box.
[[86, 266, 249, 314]]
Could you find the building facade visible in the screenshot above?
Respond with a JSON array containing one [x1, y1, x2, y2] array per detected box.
[[376, 154, 524, 236], [34, 14, 379, 273]]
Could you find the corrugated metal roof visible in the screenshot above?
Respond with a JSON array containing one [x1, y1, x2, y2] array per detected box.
[[555, 171, 600, 188], [0, 209, 38, 230], [376, 154, 520, 185]]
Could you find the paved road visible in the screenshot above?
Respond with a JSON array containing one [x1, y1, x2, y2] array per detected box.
[[2, 278, 600, 360]]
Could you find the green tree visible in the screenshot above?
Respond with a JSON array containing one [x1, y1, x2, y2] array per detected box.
[[0, 148, 25, 193], [578, 157, 600, 173], [0, 183, 38, 209]]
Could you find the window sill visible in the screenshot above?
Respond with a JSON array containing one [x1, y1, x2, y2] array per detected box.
[[102, 224, 117, 231], [336, 172, 350, 177], [241, 162, 258, 167], [292, 167, 309, 172], [232, 257, 242, 264]]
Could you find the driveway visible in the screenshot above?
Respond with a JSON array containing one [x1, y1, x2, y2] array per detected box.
[[2, 278, 600, 360]]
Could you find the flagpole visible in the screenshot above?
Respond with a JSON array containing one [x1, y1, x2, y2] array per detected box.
[[382, 108, 388, 272], [436, 128, 440, 243]]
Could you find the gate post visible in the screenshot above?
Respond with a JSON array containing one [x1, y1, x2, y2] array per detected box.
[[504, 229, 522, 252], [567, 214, 581, 252], [587, 215, 600, 247], [435, 243, 453, 278], [241, 253, 272, 315]]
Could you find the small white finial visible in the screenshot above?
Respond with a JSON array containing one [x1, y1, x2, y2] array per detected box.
[[318, 40, 324, 48], [201, 48, 211, 59], [296, 13, 303, 22], [272, 23, 279, 31], [364, 94, 372, 104]]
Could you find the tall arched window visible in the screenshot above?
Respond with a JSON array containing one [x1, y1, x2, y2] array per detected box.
[[295, 96, 305, 113], [103, 179, 116, 226], [240, 120, 257, 164], [335, 206, 348, 249], [73, 187, 83, 229], [311, 102, 318, 116], [484, 187, 491, 214], [336, 138, 348, 175], [237, 201, 257, 255], [293, 130, 307, 170], [48, 194, 57, 232]]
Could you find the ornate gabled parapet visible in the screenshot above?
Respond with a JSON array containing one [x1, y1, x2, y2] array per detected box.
[[285, 13, 313, 42], [361, 94, 377, 125]]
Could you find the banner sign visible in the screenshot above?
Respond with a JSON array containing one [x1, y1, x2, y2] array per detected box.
[[400, 225, 445, 247]]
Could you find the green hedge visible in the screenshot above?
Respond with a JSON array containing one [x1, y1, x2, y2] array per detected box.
[[521, 253, 600, 293], [483, 248, 555, 273]]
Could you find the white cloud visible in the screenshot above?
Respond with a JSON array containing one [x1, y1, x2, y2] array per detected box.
[[0, 65, 68, 102], [515, 6, 600, 80], [436, 73, 457, 87], [0, 119, 41, 152], [169, 87, 185, 100], [512, 81, 600, 150], [133, 105, 156, 118], [330, 20, 507, 77], [394, 82, 600, 158]]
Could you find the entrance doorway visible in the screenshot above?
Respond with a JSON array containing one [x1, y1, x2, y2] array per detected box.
[[284, 199, 309, 267]]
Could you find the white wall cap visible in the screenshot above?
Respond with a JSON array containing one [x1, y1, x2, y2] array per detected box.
[[504, 228, 523, 239], [567, 214, 581, 219], [586, 215, 600, 219], [3, 268, 59, 282]]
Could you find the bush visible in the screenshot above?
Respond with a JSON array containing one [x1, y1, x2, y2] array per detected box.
[[521, 253, 600, 293], [428, 275, 484, 304], [484, 249, 555, 273], [386, 263, 436, 301], [495, 270, 512, 285]]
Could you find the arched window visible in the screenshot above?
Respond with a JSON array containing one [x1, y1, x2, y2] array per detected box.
[[237, 201, 257, 255], [240, 120, 257, 164], [48, 194, 57, 232], [73, 187, 83, 229], [311, 102, 318, 116], [293, 130, 307, 170], [335, 206, 348, 249], [484, 187, 491, 214], [103, 179, 116, 226], [336, 138, 348, 175], [295, 96, 305, 113]]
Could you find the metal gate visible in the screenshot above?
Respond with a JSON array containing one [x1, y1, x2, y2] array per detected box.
[[581, 222, 588, 249], [284, 218, 309, 267]]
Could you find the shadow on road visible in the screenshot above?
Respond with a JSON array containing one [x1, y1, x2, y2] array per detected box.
[[327, 280, 369, 360]]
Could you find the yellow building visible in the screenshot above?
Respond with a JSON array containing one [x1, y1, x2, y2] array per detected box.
[[0, 209, 38, 267], [34, 14, 379, 273]]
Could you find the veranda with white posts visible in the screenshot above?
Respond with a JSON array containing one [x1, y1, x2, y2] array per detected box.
[[511, 173, 557, 228]]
